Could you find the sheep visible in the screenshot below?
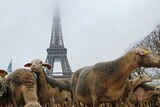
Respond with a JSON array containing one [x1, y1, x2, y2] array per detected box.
[[130, 84, 160, 107], [62, 79, 73, 107], [54, 78, 73, 107], [24, 59, 72, 107], [0, 68, 42, 107], [0, 69, 13, 107], [71, 47, 160, 107], [24, 59, 55, 107], [119, 74, 152, 107]]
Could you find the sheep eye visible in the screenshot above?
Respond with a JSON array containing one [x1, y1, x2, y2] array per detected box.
[[40, 62, 42, 64]]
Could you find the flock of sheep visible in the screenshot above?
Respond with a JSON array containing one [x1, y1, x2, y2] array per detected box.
[[0, 47, 160, 107]]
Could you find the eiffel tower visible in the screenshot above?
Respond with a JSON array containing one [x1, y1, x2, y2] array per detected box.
[[45, 4, 72, 76]]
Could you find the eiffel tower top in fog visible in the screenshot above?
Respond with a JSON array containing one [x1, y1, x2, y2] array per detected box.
[[49, 1, 64, 48], [46, 1, 72, 77]]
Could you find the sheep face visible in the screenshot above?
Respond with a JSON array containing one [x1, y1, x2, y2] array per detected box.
[[24, 59, 51, 74], [133, 48, 160, 68], [139, 74, 152, 83]]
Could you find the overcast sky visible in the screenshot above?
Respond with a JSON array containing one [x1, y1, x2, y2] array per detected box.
[[0, 0, 160, 72]]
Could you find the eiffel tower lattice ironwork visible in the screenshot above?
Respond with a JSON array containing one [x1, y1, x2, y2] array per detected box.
[[45, 7, 72, 76]]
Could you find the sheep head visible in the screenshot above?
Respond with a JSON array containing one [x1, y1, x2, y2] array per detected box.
[[24, 59, 51, 74], [131, 47, 160, 68]]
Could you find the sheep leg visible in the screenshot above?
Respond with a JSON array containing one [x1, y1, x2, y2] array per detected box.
[[73, 96, 81, 107], [111, 102, 116, 107], [139, 100, 143, 107], [92, 96, 99, 107], [11, 91, 18, 107], [59, 103, 63, 107], [49, 97, 55, 107], [124, 98, 135, 107], [22, 85, 41, 107], [115, 101, 121, 107]]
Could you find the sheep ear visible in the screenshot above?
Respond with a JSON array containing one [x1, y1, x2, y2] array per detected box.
[[136, 50, 145, 56], [42, 63, 51, 69], [136, 49, 150, 56], [0, 69, 8, 77], [24, 63, 32, 67]]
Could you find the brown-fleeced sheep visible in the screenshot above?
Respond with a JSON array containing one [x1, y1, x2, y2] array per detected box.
[[71, 47, 160, 107], [119, 74, 152, 107], [54, 78, 73, 107], [24, 59, 72, 107], [0, 69, 13, 107], [130, 74, 152, 89], [125, 74, 152, 100], [25, 59, 72, 107], [130, 84, 160, 107], [47, 77, 71, 107], [0, 68, 42, 107], [62, 79, 73, 107], [24, 59, 55, 107]]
